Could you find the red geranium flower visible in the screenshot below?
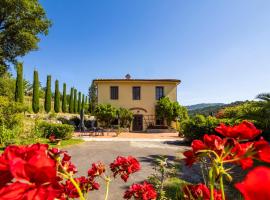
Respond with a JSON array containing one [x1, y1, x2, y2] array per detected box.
[[231, 142, 254, 169], [62, 176, 100, 198], [253, 137, 270, 163], [235, 166, 270, 200], [183, 183, 222, 200], [110, 156, 140, 182], [0, 144, 62, 199], [183, 134, 225, 166], [123, 181, 157, 200], [49, 134, 56, 143], [215, 121, 262, 140], [61, 152, 78, 174], [88, 162, 105, 178]]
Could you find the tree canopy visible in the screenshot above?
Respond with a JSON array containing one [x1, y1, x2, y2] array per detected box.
[[0, 0, 51, 75]]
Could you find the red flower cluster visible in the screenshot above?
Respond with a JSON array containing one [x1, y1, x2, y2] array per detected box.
[[183, 121, 270, 170], [123, 181, 157, 200], [110, 156, 141, 182], [62, 176, 100, 198], [0, 144, 62, 199], [183, 134, 225, 166], [235, 166, 270, 200], [215, 121, 262, 140], [183, 184, 222, 200], [0, 143, 145, 200], [49, 134, 56, 143]]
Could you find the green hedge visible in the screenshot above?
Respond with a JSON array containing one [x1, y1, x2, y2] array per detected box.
[[38, 122, 74, 139], [180, 115, 238, 141]]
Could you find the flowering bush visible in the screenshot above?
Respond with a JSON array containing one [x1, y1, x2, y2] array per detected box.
[[183, 120, 270, 200], [0, 143, 156, 200]]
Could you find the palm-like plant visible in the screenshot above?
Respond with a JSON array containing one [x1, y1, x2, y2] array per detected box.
[[255, 93, 270, 129], [256, 93, 270, 101]]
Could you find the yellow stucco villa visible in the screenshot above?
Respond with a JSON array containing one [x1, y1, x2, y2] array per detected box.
[[93, 76, 181, 131]]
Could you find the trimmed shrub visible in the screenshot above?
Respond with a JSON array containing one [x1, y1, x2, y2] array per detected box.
[[38, 121, 74, 139], [32, 70, 39, 113], [94, 104, 117, 127], [73, 89, 77, 113], [62, 83, 67, 112], [54, 80, 60, 113], [44, 75, 52, 113], [69, 87, 74, 113], [15, 62, 24, 103], [181, 115, 236, 141], [78, 92, 81, 112], [117, 107, 133, 128], [81, 94, 85, 110]]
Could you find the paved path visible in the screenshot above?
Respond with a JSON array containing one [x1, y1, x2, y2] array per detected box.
[[65, 141, 189, 200]]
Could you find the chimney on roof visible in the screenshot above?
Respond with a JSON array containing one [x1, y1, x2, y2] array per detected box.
[[125, 74, 131, 79]]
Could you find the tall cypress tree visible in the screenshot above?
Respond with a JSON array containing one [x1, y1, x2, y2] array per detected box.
[[81, 94, 85, 111], [69, 87, 74, 113], [44, 75, 52, 113], [62, 83, 67, 113], [32, 70, 39, 113], [78, 92, 81, 112], [54, 80, 60, 113], [15, 62, 24, 103], [73, 89, 77, 113]]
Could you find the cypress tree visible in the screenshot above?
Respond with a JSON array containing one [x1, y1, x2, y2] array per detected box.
[[69, 88, 74, 113], [54, 80, 60, 113], [32, 70, 39, 113], [73, 89, 77, 113], [62, 83, 67, 113], [81, 94, 85, 110], [78, 92, 81, 112], [44, 75, 52, 113], [15, 62, 24, 103]]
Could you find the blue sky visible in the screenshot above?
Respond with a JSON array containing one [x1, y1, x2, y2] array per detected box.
[[17, 0, 270, 105]]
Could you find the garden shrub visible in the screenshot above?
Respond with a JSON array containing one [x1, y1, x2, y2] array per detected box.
[[117, 107, 133, 128], [181, 115, 236, 141], [94, 104, 117, 127], [38, 121, 74, 139], [156, 97, 189, 127]]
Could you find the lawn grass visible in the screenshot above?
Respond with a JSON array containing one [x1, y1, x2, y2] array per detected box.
[[0, 138, 84, 153], [163, 177, 188, 200]]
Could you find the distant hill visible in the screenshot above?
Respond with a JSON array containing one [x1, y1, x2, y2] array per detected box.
[[186, 103, 225, 111], [186, 101, 246, 117]]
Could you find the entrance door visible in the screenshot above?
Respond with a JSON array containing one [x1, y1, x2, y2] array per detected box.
[[133, 115, 143, 131]]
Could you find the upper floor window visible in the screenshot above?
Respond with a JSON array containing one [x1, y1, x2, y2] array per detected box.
[[156, 86, 164, 100], [110, 86, 118, 100], [133, 86, 141, 100]]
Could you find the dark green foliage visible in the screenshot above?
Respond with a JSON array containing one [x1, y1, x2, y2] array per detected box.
[[88, 82, 97, 113], [81, 94, 85, 110], [69, 88, 74, 113], [117, 107, 133, 128], [15, 63, 24, 103], [0, 96, 27, 129], [0, 0, 51, 74], [78, 92, 81, 112], [32, 70, 39, 113], [156, 97, 189, 126], [0, 74, 15, 99], [0, 96, 28, 145], [62, 83, 67, 112], [181, 115, 235, 141], [44, 75, 52, 113], [54, 80, 60, 113], [38, 122, 74, 139], [73, 89, 77, 113], [94, 104, 117, 127]]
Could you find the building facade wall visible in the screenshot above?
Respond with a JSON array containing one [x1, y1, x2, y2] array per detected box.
[[95, 80, 179, 130]]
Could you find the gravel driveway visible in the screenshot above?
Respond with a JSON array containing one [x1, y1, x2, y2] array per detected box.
[[65, 141, 189, 200]]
